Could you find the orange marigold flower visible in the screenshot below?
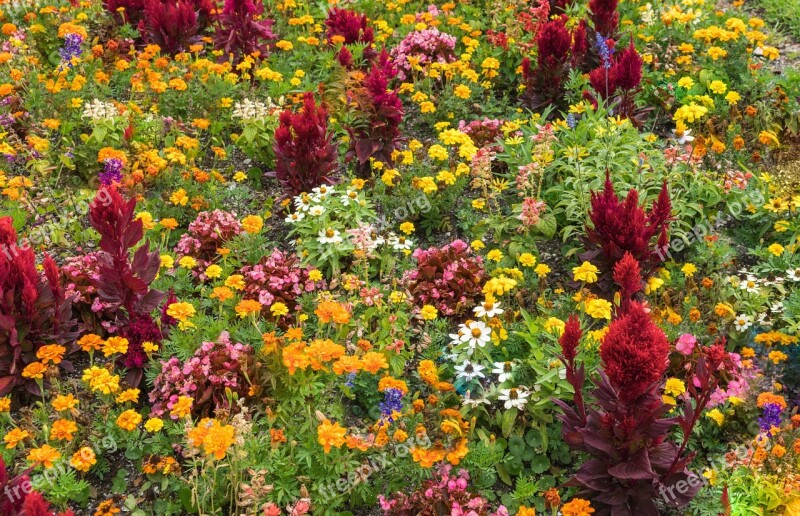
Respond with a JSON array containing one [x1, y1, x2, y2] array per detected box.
[[77, 334, 104, 352], [116, 409, 143, 431], [360, 352, 389, 374], [317, 419, 347, 453], [27, 444, 61, 469], [37, 344, 66, 365], [51, 418, 78, 441], [315, 300, 351, 324]]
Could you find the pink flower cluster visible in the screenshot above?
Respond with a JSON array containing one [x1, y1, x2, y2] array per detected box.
[[404, 239, 486, 317], [239, 249, 323, 316], [389, 27, 457, 80], [379, 465, 508, 515], [518, 197, 547, 226], [174, 209, 243, 263], [457, 118, 503, 149], [149, 331, 253, 418]]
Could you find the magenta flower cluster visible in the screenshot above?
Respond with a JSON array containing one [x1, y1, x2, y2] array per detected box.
[[379, 465, 508, 515], [174, 209, 243, 263], [389, 27, 457, 80], [404, 239, 486, 317], [149, 331, 253, 418], [239, 249, 324, 317]]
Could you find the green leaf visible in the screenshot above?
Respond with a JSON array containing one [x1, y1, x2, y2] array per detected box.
[[501, 408, 518, 437], [535, 213, 557, 238]]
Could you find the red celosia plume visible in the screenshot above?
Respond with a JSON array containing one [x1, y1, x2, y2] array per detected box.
[[272, 92, 339, 196], [325, 8, 374, 45], [600, 302, 669, 402]]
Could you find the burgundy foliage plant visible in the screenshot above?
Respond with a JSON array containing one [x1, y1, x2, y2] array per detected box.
[[137, 0, 212, 54], [555, 257, 730, 515], [88, 187, 164, 384], [580, 173, 671, 295], [0, 218, 78, 396], [589, 0, 620, 37], [213, 0, 276, 63], [325, 8, 374, 45], [271, 92, 339, 196], [403, 240, 486, 317], [345, 50, 404, 178], [589, 39, 645, 121], [521, 17, 584, 110]]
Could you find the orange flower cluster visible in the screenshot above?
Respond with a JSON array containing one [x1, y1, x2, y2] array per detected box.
[[187, 418, 236, 460], [757, 392, 787, 410], [314, 300, 351, 324], [282, 338, 390, 376], [417, 360, 454, 391]]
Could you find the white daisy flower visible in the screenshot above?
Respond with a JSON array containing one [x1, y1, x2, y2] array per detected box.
[[308, 205, 326, 217], [498, 388, 530, 410], [284, 212, 305, 223], [454, 361, 486, 382], [491, 361, 515, 383], [733, 314, 753, 332], [473, 301, 504, 318], [318, 228, 343, 244]]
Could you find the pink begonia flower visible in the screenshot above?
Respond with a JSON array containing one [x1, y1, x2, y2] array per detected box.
[[676, 333, 697, 355]]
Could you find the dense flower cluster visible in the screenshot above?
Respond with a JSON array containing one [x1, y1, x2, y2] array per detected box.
[[150, 332, 253, 418], [239, 249, 323, 318], [390, 27, 457, 81], [272, 92, 339, 196], [404, 240, 486, 317], [174, 210, 243, 263]]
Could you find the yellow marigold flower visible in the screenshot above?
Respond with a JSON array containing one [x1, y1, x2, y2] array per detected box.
[[270, 302, 289, 317], [317, 419, 347, 453], [534, 263, 551, 277], [235, 299, 262, 318], [241, 215, 263, 234], [52, 394, 79, 412], [453, 84, 471, 99], [144, 418, 164, 433], [681, 263, 697, 277], [51, 418, 78, 441], [205, 264, 222, 279], [420, 305, 438, 320], [486, 249, 503, 262], [179, 256, 197, 269], [585, 298, 612, 319], [166, 302, 196, 329], [0, 397, 10, 412], [27, 445, 61, 469], [22, 362, 47, 379], [573, 261, 599, 283], [725, 91, 741, 105], [170, 188, 188, 206], [115, 388, 140, 404], [706, 408, 725, 426], [102, 336, 129, 357], [518, 253, 536, 267], [225, 274, 246, 290], [561, 498, 595, 516], [664, 378, 686, 397], [768, 350, 788, 364], [708, 80, 727, 94], [399, 222, 415, 235], [116, 409, 142, 431], [202, 420, 236, 459], [160, 254, 174, 269], [767, 243, 784, 256], [70, 447, 96, 472], [170, 396, 193, 418], [142, 341, 158, 353], [4, 428, 29, 449]]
